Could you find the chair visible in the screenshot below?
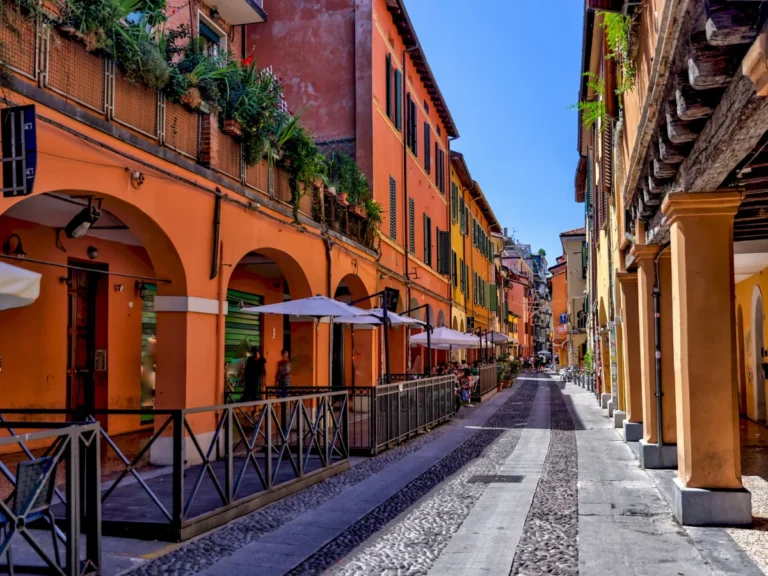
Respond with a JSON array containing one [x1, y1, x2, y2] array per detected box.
[[0, 457, 60, 575]]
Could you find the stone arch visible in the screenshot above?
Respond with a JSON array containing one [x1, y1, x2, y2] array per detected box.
[[408, 297, 420, 321], [737, 304, 748, 417], [334, 273, 370, 308], [437, 310, 446, 328], [752, 286, 766, 422], [452, 316, 458, 330], [460, 318, 465, 333]]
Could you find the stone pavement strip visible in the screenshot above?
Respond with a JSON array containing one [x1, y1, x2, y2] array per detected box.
[[194, 381, 530, 576], [427, 381, 550, 576]]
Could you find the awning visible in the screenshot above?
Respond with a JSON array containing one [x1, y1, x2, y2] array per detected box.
[[0, 262, 41, 311]]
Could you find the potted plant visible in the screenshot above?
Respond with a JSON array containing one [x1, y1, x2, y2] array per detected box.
[[337, 190, 349, 206], [350, 201, 367, 217], [222, 118, 243, 137]]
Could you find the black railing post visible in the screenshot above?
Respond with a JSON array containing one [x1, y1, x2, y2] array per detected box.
[[371, 389, 378, 455], [266, 402, 273, 489], [225, 408, 233, 504], [172, 411, 184, 530], [343, 392, 350, 459], [382, 292, 391, 385], [65, 426, 81, 575], [298, 399, 304, 477], [84, 424, 102, 572]]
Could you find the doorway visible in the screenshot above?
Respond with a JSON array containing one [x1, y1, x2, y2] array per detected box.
[[755, 288, 766, 422], [66, 261, 108, 429]]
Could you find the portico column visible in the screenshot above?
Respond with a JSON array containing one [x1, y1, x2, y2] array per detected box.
[[616, 272, 642, 440], [662, 190, 750, 526]]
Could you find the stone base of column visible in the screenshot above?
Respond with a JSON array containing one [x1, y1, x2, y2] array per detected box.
[[607, 399, 615, 417], [673, 477, 751, 526], [601, 393, 611, 409], [623, 421, 643, 441], [639, 440, 678, 469], [613, 410, 626, 428]]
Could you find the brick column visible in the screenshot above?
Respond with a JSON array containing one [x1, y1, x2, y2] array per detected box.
[[662, 190, 750, 526]]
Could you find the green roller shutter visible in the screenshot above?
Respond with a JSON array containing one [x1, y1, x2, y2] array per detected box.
[[225, 289, 263, 364]]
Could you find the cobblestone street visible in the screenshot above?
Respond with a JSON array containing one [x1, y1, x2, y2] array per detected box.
[[110, 373, 764, 576]]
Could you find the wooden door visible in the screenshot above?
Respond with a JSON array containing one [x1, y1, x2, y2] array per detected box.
[[66, 264, 108, 427]]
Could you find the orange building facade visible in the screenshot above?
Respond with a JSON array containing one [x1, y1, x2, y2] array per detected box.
[[549, 258, 567, 368]]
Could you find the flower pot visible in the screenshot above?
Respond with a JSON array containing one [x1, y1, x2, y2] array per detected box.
[[350, 203, 367, 217], [337, 192, 349, 206], [324, 186, 336, 197], [222, 119, 243, 137]]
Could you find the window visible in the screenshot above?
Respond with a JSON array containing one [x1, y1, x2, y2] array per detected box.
[[385, 54, 392, 120], [423, 213, 432, 266], [199, 14, 226, 57], [409, 198, 415, 254], [452, 250, 458, 287], [460, 259, 466, 294], [394, 69, 402, 131], [437, 125, 441, 137], [434, 142, 439, 187], [424, 124, 431, 174], [451, 183, 458, 221], [424, 100, 429, 115], [438, 149, 446, 194], [407, 96, 418, 155], [389, 176, 397, 240], [460, 197, 466, 234], [438, 229, 451, 275]]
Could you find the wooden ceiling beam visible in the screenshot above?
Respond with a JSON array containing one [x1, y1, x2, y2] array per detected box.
[[687, 34, 740, 90], [666, 100, 705, 144], [705, 0, 762, 47], [676, 30, 768, 193], [657, 130, 689, 164]]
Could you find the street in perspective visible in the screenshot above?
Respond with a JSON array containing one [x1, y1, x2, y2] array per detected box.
[[2, 0, 768, 574]]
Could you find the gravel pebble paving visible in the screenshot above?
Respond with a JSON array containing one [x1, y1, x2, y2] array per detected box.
[[510, 381, 578, 576], [288, 380, 541, 576], [125, 404, 475, 576]]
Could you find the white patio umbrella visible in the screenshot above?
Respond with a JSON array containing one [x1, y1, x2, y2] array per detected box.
[[488, 332, 510, 344], [242, 295, 373, 388], [242, 294, 371, 318], [410, 327, 477, 348], [333, 308, 427, 326], [0, 262, 41, 311]]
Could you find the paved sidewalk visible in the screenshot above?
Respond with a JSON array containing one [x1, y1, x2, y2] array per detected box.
[[566, 382, 761, 576], [197, 384, 519, 576]]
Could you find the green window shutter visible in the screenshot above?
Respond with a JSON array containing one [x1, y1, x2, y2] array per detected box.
[[452, 250, 458, 287], [409, 197, 415, 253], [389, 176, 397, 240], [386, 54, 392, 120], [434, 142, 439, 186], [225, 289, 263, 365], [424, 123, 431, 173], [394, 69, 402, 131]]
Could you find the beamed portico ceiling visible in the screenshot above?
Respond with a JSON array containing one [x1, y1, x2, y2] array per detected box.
[[625, 0, 768, 245]]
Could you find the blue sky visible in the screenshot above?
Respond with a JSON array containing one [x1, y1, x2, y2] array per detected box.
[[407, 1, 585, 262]]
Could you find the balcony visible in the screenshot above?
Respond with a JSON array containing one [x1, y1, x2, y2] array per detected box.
[[0, 15, 375, 250], [216, 0, 267, 25]]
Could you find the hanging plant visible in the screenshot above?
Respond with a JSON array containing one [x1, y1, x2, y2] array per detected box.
[[599, 11, 637, 97], [571, 72, 608, 131], [326, 151, 369, 206]]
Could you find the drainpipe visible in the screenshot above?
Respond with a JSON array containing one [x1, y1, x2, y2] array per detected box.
[[403, 44, 419, 371], [653, 243, 671, 464], [216, 240, 225, 404], [325, 237, 335, 387]]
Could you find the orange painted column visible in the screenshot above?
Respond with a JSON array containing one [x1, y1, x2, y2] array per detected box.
[[663, 191, 743, 490], [616, 272, 642, 425], [657, 250, 677, 445], [631, 244, 661, 444]]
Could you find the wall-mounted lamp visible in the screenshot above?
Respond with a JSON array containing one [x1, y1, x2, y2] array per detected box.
[[114, 284, 124, 293], [87, 246, 99, 260], [65, 198, 102, 239], [130, 170, 145, 190], [59, 276, 72, 287], [2, 234, 26, 258], [135, 281, 147, 299]]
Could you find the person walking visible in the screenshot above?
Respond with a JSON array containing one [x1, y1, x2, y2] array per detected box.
[[276, 349, 291, 397], [243, 346, 267, 403]]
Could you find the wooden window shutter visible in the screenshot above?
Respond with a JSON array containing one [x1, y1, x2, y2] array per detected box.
[[408, 197, 415, 254], [389, 176, 397, 240], [434, 142, 439, 186], [451, 183, 458, 221], [386, 54, 392, 120], [411, 100, 418, 155], [438, 229, 451, 275], [439, 149, 446, 194], [424, 124, 431, 173], [406, 94, 412, 148], [394, 69, 402, 131], [602, 120, 613, 196], [452, 250, 458, 287]]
